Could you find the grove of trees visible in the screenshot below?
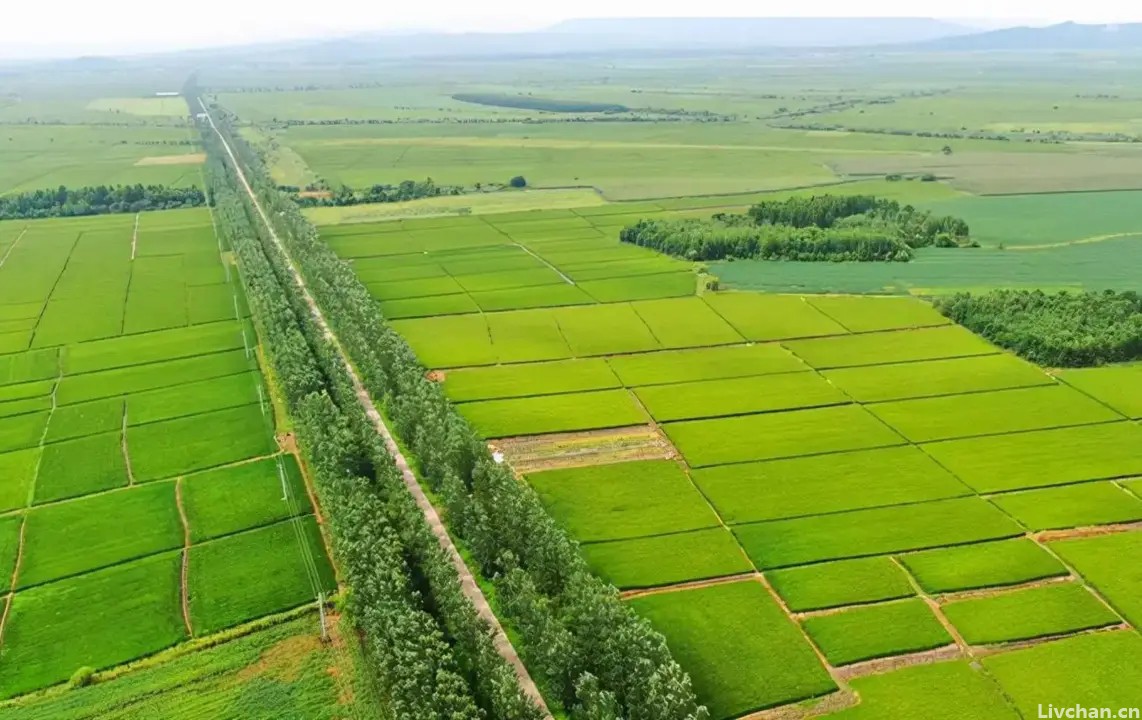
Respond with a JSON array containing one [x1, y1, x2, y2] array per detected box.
[[620, 194, 973, 262], [936, 289, 1142, 367], [0, 184, 207, 220], [292, 178, 462, 207]]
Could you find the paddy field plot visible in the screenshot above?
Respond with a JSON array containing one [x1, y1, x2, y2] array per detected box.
[[442, 358, 620, 402], [981, 630, 1142, 718], [605, 343, 806, 386], [0, 211, 332, 699], [629, 580, 835, 719], [866, 385, 1122, 443], [899, 538, 1069, 594], [784, 325, 997, 369], [634, 371, 849, 423], [804, 294, 951, 333], [663, 404, 906, 467], [821, 353, 1053, 403], [989, 482, 1142, 531], [732, 498, 1021, 569], [941, 582, 1120, 645], [525, 460, 718, 543], [457, 388, 647, 437], [691, 445, 970, 524], [702, 293, 847, 341], [802, 598, 953, 666], [767, 556, 915, 612], [828, 661, 1021, 720], [581, 528, 751, 589], [922, 422, 1142, 493], [1057, 363, 1142, 419], [1050, 531, 1142, 627]]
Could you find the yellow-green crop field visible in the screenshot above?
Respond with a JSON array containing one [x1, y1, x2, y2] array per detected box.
[[324, 201, 1142, 719], [0, 210, 333, 699]]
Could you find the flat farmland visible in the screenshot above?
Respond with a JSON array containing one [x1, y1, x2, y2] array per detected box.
[[329, 201, 1142, 718], [0, 211, 333, 699], [0, 125, 202, 195]]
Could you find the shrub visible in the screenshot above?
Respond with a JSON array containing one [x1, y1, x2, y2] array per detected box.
[[69, 667, 96, 689]]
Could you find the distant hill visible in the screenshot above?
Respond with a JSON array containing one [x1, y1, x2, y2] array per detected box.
[[918, 21, 1142, 50], [238, 17, 979, 64], [548, 17, 977, 48]]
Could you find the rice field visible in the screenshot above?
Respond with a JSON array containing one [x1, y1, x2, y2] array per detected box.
[[332, 201, 1142, 719], [0, 210, 333, 699]]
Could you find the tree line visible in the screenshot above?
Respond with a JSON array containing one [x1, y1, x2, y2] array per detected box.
[[620, 194, 974, 263], [202, 102, 708, 719], [0, 184, 207, 220], [204, 142, 542, 719], [291, 178, 463, 207], [936, 289, 1142, 367]]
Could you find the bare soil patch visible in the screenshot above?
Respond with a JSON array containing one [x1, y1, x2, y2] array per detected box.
[[834, 644, 963, 682], [237, 633, 323, 683], [1035, 520, 1142, 543], [134, 153, 206, 167], [494, 425, 674, 474]]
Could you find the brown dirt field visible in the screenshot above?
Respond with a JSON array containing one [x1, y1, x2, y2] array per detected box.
[[931, 574, 1074, 603], [298, 191, 333, 199], [834, 644, 963, 682], [495, 424, 674, 474], [134, 153, 206, 166], [1035, 520, 1142, 543], [426, 370, 446, 383], [621, 572, 759, 600], [237, 633, 323, 683], [277, 432, 299, 455]]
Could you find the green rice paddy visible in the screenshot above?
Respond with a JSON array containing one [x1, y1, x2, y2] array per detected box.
[[316, 181, 1142, 719], [0, 210, 331, 699]]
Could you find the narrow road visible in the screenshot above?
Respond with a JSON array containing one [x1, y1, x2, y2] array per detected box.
[[199, 101, 551, 717]]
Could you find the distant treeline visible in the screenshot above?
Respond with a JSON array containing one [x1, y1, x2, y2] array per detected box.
[[452, 92, 629, 113], [271, 115, 727, 127], [936, 290, 1142, 367], [620, 194, 973, 263], [0, 184, 207, 220], [291, 178, 463, 207], [774, 121, 1141, 145]]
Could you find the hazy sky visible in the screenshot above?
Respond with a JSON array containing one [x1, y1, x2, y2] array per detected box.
[[4, 0, 1142, 58]]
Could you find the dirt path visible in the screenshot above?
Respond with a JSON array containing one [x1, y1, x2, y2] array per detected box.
[[175, 478, 194, 637], [0, 228, 28, 269], [130, 213, 140, 261], [200, 101, 552, 718], [0, 519, 28, 647], [511, 243, 576, 285], [122, 407, 136, 486]]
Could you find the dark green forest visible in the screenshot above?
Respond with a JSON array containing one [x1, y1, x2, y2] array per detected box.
[[936, 289, 1142, 367], [0, 184, 207, 219], [620, 194, 974, 262]]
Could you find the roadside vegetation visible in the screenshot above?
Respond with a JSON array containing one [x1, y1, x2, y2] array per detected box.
[[202, 98, 710, 720]]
